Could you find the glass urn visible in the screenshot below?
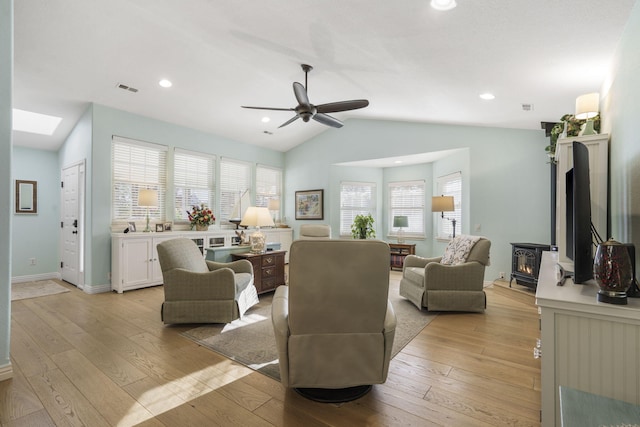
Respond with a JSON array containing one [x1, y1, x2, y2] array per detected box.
[[593, 238, 633, 305]]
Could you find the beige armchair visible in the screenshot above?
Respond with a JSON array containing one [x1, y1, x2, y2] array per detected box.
[[298, 223, 331, 239], [399, 236, 491, 312], [157, 238, 259, 324], [271, 239, 396, 402]]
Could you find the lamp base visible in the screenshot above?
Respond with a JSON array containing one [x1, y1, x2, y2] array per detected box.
[[579, 119, 597, 136], [397, 228, 405, 244], [143, 212, 152, 232], [250, 228, 266, 253]]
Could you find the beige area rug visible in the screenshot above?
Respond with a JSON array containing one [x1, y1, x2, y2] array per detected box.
[[181, 273, 438, 381], [11, 280, 70, 301]]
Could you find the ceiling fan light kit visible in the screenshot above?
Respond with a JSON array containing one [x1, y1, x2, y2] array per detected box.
[[242, 64, 369, 129]]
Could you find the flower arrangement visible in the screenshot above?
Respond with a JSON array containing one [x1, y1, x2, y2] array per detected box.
[[187, 204, 215, 230], [351, 213, 376, 239], [545, 114, 601, 163]]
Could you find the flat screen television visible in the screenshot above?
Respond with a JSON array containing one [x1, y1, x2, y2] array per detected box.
[[565, 141, 594, 284]]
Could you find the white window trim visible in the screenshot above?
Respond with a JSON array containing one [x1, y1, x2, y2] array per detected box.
[[339, 181, 377, 237], [388, 180, 425, 239], [435, 171, 462, 240], [173, 148, 216, 224]]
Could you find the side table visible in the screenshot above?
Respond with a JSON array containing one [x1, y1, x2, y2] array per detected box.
[[389, 243, 416, 270], [231, 250, 286, 294]]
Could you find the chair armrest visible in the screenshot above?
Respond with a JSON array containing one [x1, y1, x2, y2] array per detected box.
[[206, 259, 253, 275], [163, 268, 236, 300], [384, 299, 396, 334], [403, 255, 442, 269], [271, 285, 290, 338], [424, 261, 485, 291]]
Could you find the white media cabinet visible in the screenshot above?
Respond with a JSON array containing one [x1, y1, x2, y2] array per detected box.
[[111, 228, 292, 293], [536, 251, 640, 426]]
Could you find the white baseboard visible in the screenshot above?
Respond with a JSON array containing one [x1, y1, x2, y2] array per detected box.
[[11, 272, 61, 284], [0, 363, 13, 382], [83, 283, 112, 294]]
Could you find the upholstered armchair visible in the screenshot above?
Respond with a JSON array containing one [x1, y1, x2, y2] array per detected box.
[[157, 238, 259, 324], [399, 236, 491, 312], [298, 223, 331, 239], [271, 239, 396, 402]]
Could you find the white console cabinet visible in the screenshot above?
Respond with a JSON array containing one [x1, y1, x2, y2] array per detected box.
[[111, 228, 292, 293], [536, 251, 640, 426]]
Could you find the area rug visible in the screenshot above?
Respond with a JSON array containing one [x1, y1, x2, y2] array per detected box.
[[11, 280, 70, 301], [181, 274, 437, 381]]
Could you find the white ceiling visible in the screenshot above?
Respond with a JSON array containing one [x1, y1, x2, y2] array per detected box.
[[12, 0, 637, 152]]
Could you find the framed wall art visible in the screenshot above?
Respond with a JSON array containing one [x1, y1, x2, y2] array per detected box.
[[15, 180, 37, 214], [295, 189, 324, 220]]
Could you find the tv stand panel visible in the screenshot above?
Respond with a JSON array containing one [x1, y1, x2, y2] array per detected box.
[[554, 134, 608, 264]]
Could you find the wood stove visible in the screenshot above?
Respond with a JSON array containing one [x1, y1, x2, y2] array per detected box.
[[510, 243, 550, 289]]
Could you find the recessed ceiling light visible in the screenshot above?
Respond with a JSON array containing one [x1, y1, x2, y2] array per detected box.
[[261, 117, 270, 123], [12, 108, 62, 136], [394, 160, 403, 164], [479, 93, 496, 100], [430, 0, 457, 11], [158, 79, 172, 88]]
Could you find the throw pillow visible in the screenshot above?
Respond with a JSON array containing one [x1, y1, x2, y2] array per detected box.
[[440, 235, 481, 265]]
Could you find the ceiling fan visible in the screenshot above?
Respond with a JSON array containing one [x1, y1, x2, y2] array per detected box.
[[242, 64, 369, 129]]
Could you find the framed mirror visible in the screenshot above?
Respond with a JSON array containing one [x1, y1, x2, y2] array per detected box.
[[15, 180, 37, 214]]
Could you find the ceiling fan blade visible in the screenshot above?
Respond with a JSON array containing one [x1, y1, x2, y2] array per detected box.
[[278, 115, 300, 128], [316, 99, 369, 114], [241, 106, 294, 112], [313, 113, 343, 128], [293, 82, 311, 108]]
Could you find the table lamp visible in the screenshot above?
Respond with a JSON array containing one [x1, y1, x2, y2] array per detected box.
[[432, 195, 456, 237], [267, 199, 280, 225], [575, 92, 599, 136], [393, 215, 409, 244], [138, 189, 158, 233], [241, 206, 275, 253]]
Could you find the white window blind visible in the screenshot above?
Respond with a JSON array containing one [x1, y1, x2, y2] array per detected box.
[[340, 181, 376, 236], [174, 148, 216, 223], [112, 136, 167, 224], [389, 180, 425, 237], [220, 158, 251, 222], [436, 172, 462, 239], [256, 165, 282, 208]]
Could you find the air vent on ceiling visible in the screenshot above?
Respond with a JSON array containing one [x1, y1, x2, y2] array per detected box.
[[116, 83, 139, 93], [522, 103, 534, 111]]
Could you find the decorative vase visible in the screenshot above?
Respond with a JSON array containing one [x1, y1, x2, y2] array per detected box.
[[593, 238, 633, 305], [195, 224, 208, 231]]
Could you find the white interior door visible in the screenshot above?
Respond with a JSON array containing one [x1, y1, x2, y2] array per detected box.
[[61, 162, 85, 287]]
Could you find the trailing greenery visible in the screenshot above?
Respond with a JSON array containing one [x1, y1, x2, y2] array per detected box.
[[351, 213, 376, 239], [545, 114, 601, 162]]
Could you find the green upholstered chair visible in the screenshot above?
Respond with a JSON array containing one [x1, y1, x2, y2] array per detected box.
[[271, 239, 396, 402], [157, 238, 259, 324], [399, 235, 491, 312]]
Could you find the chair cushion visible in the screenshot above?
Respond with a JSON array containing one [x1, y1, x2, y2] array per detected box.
[[404, 266, 425, 284], [441, 235, 482, 265], [234, 272, 253, 297]]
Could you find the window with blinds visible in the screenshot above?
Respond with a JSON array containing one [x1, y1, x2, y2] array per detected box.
[[220, 158, 251, 223], [255, 165, 282, 208], [436, 172, 462, 239], [174, 148, 215, 223], [340, 181, 376, 236], [389, 180, 425, 237], [112, 136, 167, 224]]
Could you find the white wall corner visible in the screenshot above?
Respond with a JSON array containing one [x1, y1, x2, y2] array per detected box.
[[0, 363, 13, 382]]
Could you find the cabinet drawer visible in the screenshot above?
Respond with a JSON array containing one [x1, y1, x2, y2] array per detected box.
[[262, 255, 277, 267], [262, 267, 276, 278]]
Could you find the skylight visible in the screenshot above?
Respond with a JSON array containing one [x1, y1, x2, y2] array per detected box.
[[12, 109, 62, 135]]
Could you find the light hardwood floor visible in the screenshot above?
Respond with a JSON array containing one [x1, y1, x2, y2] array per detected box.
[[1, 274, 540, 426]]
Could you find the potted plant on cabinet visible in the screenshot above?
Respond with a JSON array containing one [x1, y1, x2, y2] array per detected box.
[[351, 213, 376, 239]]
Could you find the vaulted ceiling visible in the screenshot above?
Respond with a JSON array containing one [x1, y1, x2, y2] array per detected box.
[[13, 0, 638, 152]]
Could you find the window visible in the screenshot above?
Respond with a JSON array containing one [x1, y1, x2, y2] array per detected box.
[[389, 180, 425, 238], [340, 181, 376, 236], [436, 172, 462, 239], [173, 148, 215, 223], [219, 158, 251, 223], [255, 165, 282, 208], [112, 136, 167, 224]]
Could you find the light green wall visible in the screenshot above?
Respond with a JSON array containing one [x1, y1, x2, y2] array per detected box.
[[602, 0, 640, 257], [0, 0, 12, 375], [285, 119, 551, 281], [12, 147, 60, 277]]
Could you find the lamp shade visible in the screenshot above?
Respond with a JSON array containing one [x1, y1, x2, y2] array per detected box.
[[267, 199, 280, 211], [138, 189, 158, 207], [240, 206, 275, 228], [393, 215, 409, 228], [575, 93, 599, 120], [432, 196, 454, 212]]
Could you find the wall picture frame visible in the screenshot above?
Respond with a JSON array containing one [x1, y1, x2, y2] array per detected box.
[[15, 180, 37, 214], [295, 189, 324, 220]]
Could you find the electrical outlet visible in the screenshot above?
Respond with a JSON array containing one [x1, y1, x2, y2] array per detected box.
[[29, 258, 36, 265], [499, 271, 505, 279]]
